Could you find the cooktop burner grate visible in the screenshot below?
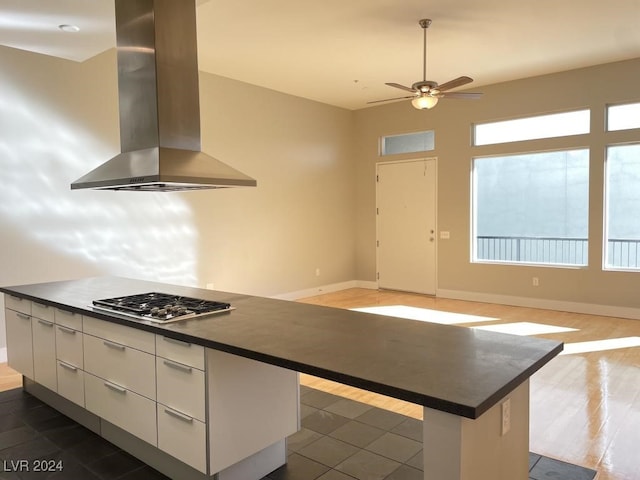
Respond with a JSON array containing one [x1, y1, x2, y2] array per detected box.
[[92, 292, 232, 323]]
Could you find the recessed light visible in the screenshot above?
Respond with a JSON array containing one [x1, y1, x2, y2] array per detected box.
[[58, 24, 80, 33]]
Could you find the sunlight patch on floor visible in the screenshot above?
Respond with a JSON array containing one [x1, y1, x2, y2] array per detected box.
[[560, 337, 640, 355], [350, 305, 497, 325], [473, 322, 578, 336]]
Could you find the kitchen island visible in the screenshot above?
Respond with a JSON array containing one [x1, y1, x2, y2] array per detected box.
[[1, 276, 562, 480]]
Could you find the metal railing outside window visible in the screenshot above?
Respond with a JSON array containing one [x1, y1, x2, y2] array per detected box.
[[476, 236, 640, 268], [476, 236, 589, 266]]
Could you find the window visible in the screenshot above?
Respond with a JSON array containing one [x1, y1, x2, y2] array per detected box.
[[381, 130, 434, 156], [607, 102, 640, 131], [473, 149, 589, 266], [604, 143, 640, 269], [473, 110, 590, 146]]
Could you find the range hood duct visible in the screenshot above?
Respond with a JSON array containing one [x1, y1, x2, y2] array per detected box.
[[71, 0, 256, 192]]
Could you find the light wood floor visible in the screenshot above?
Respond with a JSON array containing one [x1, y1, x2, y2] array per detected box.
[[297, 288, 640, 480], [2, 288, 638, 479]]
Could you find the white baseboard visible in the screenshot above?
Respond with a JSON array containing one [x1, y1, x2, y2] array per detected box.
[[273, 280, 378, 301], [0, 347, 6, 363], [437, 289, 640, 321]]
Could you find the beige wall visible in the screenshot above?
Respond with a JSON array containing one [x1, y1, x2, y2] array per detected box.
[[0, 45, 356, 306], [1, 40, 640, 342], [353, 58, 640, 309]]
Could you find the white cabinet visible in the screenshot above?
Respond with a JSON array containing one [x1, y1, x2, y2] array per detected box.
[[32, 318, 57, 392], [84, 334, 156, 400], [5, 295, 299, 479], [157, 404, 207, 473], [85, 372, 157, 446], [55, 309, 84, 406], [83, 316, 157, 447], [31, 301, 57, 392], [156, 335, 207, 472], [4, 297, 34, 379], [57, 360, 85, 406], [55, 308, 82, 331]]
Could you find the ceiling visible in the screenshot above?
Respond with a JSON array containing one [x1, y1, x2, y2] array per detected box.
[[1, 0, 639, 110]]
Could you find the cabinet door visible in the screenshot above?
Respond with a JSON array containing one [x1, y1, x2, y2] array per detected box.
[[83, 334, 156, 400], [84, 372, 157, 446], [56, 325, 83, 368], [156, 357, 205, 422], [57, 361, 85, 406], [157, 404, 206, 473], [32, 318, 58, 392], [5, 309, 34, 379]]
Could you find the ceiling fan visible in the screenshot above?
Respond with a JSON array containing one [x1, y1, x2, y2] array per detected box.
[[368, 19, 482, 109]]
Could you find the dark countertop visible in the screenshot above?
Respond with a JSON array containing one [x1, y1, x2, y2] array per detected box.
[[1, 276, 562, 419]]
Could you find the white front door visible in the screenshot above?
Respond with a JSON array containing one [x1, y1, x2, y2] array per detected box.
[[376, 158, 437, 295]]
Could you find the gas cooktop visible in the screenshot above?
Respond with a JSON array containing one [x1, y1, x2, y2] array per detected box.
[[92, 292, 233, 323]]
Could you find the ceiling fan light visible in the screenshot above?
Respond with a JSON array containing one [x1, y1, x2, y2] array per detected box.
[[412, 95, 438, 110]]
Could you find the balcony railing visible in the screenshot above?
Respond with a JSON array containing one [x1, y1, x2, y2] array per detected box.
[[475, 236, 640, 268]]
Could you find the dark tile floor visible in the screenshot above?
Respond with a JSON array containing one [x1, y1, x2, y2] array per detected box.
[[0, 387, 597, 480]]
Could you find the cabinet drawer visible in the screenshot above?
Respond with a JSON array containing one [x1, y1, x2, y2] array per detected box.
[[55, 309, 82, 331], [5, 309, 34, 379], [156, 357, 205, 422], [83, 316, 155, 354], [56, 325, 83, 368], [83, 334, 156, 399], [156, 335, 204, 370], [157, 404, 206, 473], [85, 373, 157, 446], [32, 318, 57, 392], [32, 302, 54, 322], [57, 361, 85, 407], [5, 295, 30, 314]]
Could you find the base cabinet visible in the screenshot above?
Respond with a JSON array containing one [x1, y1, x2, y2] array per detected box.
[[56, 361, 85, 406], [157, 404, 207, 473], [4, 295, 300, 480], [5, 302, 34, 379], [85, 372, 158, 446], [32, 318, 57, 392]]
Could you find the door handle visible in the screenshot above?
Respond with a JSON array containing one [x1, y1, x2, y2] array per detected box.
[[58, 361, 78, 372], [163, 359, 193, 374], [103, 340, 126, 351], [104, 381, 127, 394], [164, 408, 194, 424]]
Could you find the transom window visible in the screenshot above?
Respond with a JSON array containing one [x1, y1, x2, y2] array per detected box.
[[473, 110, 590, 146], [607, 102, 640, 131], [381, 130, 434, 156]]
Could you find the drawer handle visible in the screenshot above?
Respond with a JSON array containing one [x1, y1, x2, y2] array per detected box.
[[38, 319, 54, 327], [164, 408, 193, 424], [103, 340, 126, 351], [104, 381, 127, 394], [33, 302, 49, 309], [59, 361, 78, 372], [57, 326, 77, 335], [163, 360, 193, 374], [57, 309, 75, 316], [162, 336, 192, 347], [17, 313, 31, 321]]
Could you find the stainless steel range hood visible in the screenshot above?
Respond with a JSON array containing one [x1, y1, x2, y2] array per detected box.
[[71, 0, 256, 192]]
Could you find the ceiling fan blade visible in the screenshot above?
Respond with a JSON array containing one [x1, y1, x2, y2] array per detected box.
[[442, 92, 483, 99], [436, 76, 474, 92], [385, 82, 417, 93], [367, 95, 416, 104]]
